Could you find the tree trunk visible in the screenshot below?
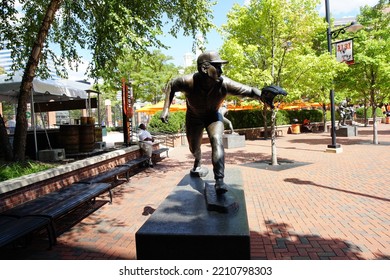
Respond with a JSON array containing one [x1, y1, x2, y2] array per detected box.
[[270, 108, 278, 166], [12, 0, 63, 162], [322, 104, 327, 133], [363, 100, 368, 127], [0, 114, 14, 161], [372, 105, 378, 145], [262, 106, 268, 139]]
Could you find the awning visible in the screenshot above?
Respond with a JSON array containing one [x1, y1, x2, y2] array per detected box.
[[0, 71, 89, 103]]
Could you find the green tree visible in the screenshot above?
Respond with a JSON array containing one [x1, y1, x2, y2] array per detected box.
[[0, 0, 214, 161], [99, 50, 179, 105], [337, 0, 390, 144], [220, 0, 323, 164]]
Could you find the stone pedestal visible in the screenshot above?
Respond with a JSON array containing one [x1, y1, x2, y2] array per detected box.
[[135, 168, 250, 260], [335, 126, 358, 137], [222, 134, 245, 149]]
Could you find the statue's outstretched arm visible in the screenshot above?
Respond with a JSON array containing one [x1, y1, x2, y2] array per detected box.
[[160, 81, 175, 123]]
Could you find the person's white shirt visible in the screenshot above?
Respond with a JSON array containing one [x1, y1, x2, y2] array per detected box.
[[138, 129, 153, 144], [6, 119, 16, 127]]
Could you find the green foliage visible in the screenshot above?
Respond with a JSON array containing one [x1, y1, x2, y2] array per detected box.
[[1, 0, 214, 80], [148, 111, 186, 134], [355, 107, 384, 118], [100, 50, 180, 104], [337, 1, 390, 107], [0, 161, 56, 182], [286, 109, 323, 123], [275, 110, 292, 125], [1, 0, 215, 162], [147, 108, 324, 133], [226, 109, 323, 129], [220, 0, 327, 100], [228, 109, 267, 128]]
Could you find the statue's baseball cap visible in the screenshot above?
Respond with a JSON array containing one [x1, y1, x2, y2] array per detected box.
[[197, 51, 228, 65]]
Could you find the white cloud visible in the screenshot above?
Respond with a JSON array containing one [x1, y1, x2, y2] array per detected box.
[[66, 59, 90, 81], [330, 0, 378, 12], [318, 0, 379, 17]]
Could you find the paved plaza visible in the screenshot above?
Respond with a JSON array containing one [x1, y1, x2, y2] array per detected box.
[[0, 123, 389, 260]]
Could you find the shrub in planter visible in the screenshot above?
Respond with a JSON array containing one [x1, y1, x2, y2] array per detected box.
[[355, 107, 383, 118], [148, 111, 186, 134], [287, 109, 323, 123], [228, 109, 267, 129]]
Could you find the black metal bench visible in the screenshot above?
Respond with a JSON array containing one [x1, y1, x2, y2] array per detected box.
[[0, 182, 111, 249], [0, 155, 151, 250], [152, 148, 169, 163], [0, 216, 54, 249], [78, 156, 149, 185]]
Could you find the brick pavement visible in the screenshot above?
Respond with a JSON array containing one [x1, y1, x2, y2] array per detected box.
[[0, 123, 389, 260]]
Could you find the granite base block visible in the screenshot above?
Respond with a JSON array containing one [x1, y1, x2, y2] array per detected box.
[[335, 126, 358, 137], [136, 169, 250, 260]]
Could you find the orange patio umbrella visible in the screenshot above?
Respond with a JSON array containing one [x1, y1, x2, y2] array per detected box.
[[279, 101, 324, 110], [227, 104, 254, 111], [136, 101, 187, 115]]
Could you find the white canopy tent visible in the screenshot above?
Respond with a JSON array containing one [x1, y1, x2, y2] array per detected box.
[[0, 71, 89, 103], [0, 71, 93, 158]]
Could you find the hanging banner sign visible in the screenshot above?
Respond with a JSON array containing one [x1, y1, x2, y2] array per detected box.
[[335, 38, 355, 65]]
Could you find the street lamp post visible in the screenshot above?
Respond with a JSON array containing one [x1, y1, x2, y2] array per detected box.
[[325, 0, 340, 151], [325, 0, 363, 152]]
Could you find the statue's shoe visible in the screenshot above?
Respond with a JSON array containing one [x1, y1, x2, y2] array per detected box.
[[190, 166, 209, 177], [215, 181, 228, 195]]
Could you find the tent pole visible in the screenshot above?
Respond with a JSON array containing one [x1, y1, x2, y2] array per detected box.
[[31, 89, 38, 159], [97, 91, 101, 126]]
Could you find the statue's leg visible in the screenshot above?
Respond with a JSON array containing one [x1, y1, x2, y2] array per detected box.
[[206, 120, 227, 194], [223, 117, 234, 134], [186, 116, 206, 173]]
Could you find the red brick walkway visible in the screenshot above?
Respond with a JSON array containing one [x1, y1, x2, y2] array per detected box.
[[1, 123, 389, 260]]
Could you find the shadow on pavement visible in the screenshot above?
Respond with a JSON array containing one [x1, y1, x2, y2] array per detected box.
[[284, 178, 390, 203], [250, 220, 363, 260]]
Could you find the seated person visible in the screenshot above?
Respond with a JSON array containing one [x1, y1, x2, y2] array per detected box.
[[138, 123, 154, 167], [302, 118, 312, 133]]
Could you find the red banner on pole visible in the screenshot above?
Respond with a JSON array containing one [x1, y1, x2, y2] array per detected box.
[[121, 77, 134, 146]]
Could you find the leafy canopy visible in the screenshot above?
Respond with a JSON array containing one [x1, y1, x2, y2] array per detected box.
[[1, 0, 215, 80]]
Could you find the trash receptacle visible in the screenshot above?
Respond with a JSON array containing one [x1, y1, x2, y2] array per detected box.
[[291, 119, 300, 134], [102, 126, 107, 136], [291, 123, 301, 134]]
